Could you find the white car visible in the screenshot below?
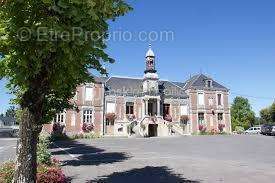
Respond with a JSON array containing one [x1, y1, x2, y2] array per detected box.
[[245, 127, 261, 134]]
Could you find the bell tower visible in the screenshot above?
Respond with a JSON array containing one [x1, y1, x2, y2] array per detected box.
[[143, 44, 159, 93], [145, 44, 156, 74]]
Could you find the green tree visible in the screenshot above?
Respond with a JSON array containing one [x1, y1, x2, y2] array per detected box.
[[260, 107, 271, 124], [0, 1, 131, 182], [231, 97, 256, 130], [271, 103, 275, 123], [5, 106, 16, 118]]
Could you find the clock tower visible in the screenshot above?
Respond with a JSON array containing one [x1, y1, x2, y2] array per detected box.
[[143, 44, 159, 93]]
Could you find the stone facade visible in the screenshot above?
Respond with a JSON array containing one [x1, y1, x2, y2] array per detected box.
[[43, 46, 231, 137]]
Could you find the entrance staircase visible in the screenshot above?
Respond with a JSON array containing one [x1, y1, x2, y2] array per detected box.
[[129, 116, 187, 137]]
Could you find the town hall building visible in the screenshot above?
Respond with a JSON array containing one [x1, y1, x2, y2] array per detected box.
[[44, 45, 231, 137]]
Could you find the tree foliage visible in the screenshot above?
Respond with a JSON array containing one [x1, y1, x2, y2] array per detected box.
[[260, 102, 275, 124], [271, 103, 275, 123], [0, 0, 132, 124], [5, 106, 16, 118], [231, 97, 256, 130], [0, 0, 131, 182], [260, 107, 271, 124]]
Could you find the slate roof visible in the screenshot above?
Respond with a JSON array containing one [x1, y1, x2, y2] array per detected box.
[[93, 73, 228, 98], [104, 76, 188, 99], [173, 74, 229, 91]]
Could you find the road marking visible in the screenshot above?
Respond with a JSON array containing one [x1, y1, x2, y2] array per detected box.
[[0, 138, 18, 141], [53, 143, 78, 160], [0, 145, 15, 153]]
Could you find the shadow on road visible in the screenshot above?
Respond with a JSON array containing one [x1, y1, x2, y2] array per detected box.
[[63, 152, 130, 166], [51, 140, 131, 167], [51, 140, 105, 155], [88, 166, 200, 183]]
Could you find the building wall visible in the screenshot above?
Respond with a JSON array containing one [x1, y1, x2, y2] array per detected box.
[[186, 89, 231, 133], [42, 83, 105, 135], [43, 82, 231, 136]]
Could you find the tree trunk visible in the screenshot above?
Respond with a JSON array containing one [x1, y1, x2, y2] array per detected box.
[[13, 109, 40, 183]]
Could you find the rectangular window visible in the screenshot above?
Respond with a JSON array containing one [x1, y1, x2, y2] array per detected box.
[[198, 113, 204, 125], [163, 104, 170, 116], [180, 105, 188, 115], [106, 120, 110, 126], [198, 93, 204, 105], [126, 102, 134, 115], [207, 80, 212, 88], [217, 94, 222, 106], [71, 112, 76, 126], [208, 98, 213, 106], [83, 109, 93, 124], [85, 87, 93, 101], [218, 113, 223, 121], [54, 112, 66, 124], [106, 119, 114, 126], [107, 102, 116, 113]]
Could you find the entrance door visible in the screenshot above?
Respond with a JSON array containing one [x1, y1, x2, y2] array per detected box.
[[163, 104, 170, 118], [148, 124, 158, 137], [148, 99, 157, 116]]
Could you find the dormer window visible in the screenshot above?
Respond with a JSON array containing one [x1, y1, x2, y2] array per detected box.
[[206, 80, 213, 88]]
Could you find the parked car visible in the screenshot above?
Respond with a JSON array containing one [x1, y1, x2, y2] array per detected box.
[[245, 127, 261, 134], [272, 126, 275, 136], [0, 126, 19, 137], [261, 124, 273, 136]]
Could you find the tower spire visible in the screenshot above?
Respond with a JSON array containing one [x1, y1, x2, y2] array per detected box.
[[145, 44, 156, 73]]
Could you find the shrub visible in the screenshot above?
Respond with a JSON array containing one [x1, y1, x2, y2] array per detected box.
[[126, 114, 136, 121], [198, 124, 207, 134], [52, 123, 65, 135], [209, 128, 218, 135], [37, 167, 66, 183], [50, 123, 68, 142], [127, 121, 137, 135], [50, 133, 70, 142], [140, 123, 146, 131], [82, 123, 94, 133], [71, 132, 101, 139], [164, 114, 172, 122], [218, 124, 226, 133], [106, 113, 117, 123], [0, 162, 14, 183], [37, 135, 52, 165], [235, 126, 245, 134], [0, 161, 66, 183]]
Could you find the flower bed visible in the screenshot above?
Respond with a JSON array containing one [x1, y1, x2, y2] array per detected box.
[[164, 114, 172, 122], [126, 114, 136, 121], [0, 159, 67, 183], [198, 124, 207, 134], [106, 113, 117, 123], [82, 123, 94, 133], [218, 123, 226, 133]]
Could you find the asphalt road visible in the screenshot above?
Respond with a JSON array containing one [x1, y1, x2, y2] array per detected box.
[[51, 135, 275, 183], [0, 137, 17, 163], [1, 135, 275, 183]]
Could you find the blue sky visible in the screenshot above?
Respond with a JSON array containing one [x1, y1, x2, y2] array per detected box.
[[1, 0, 275, 116]]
